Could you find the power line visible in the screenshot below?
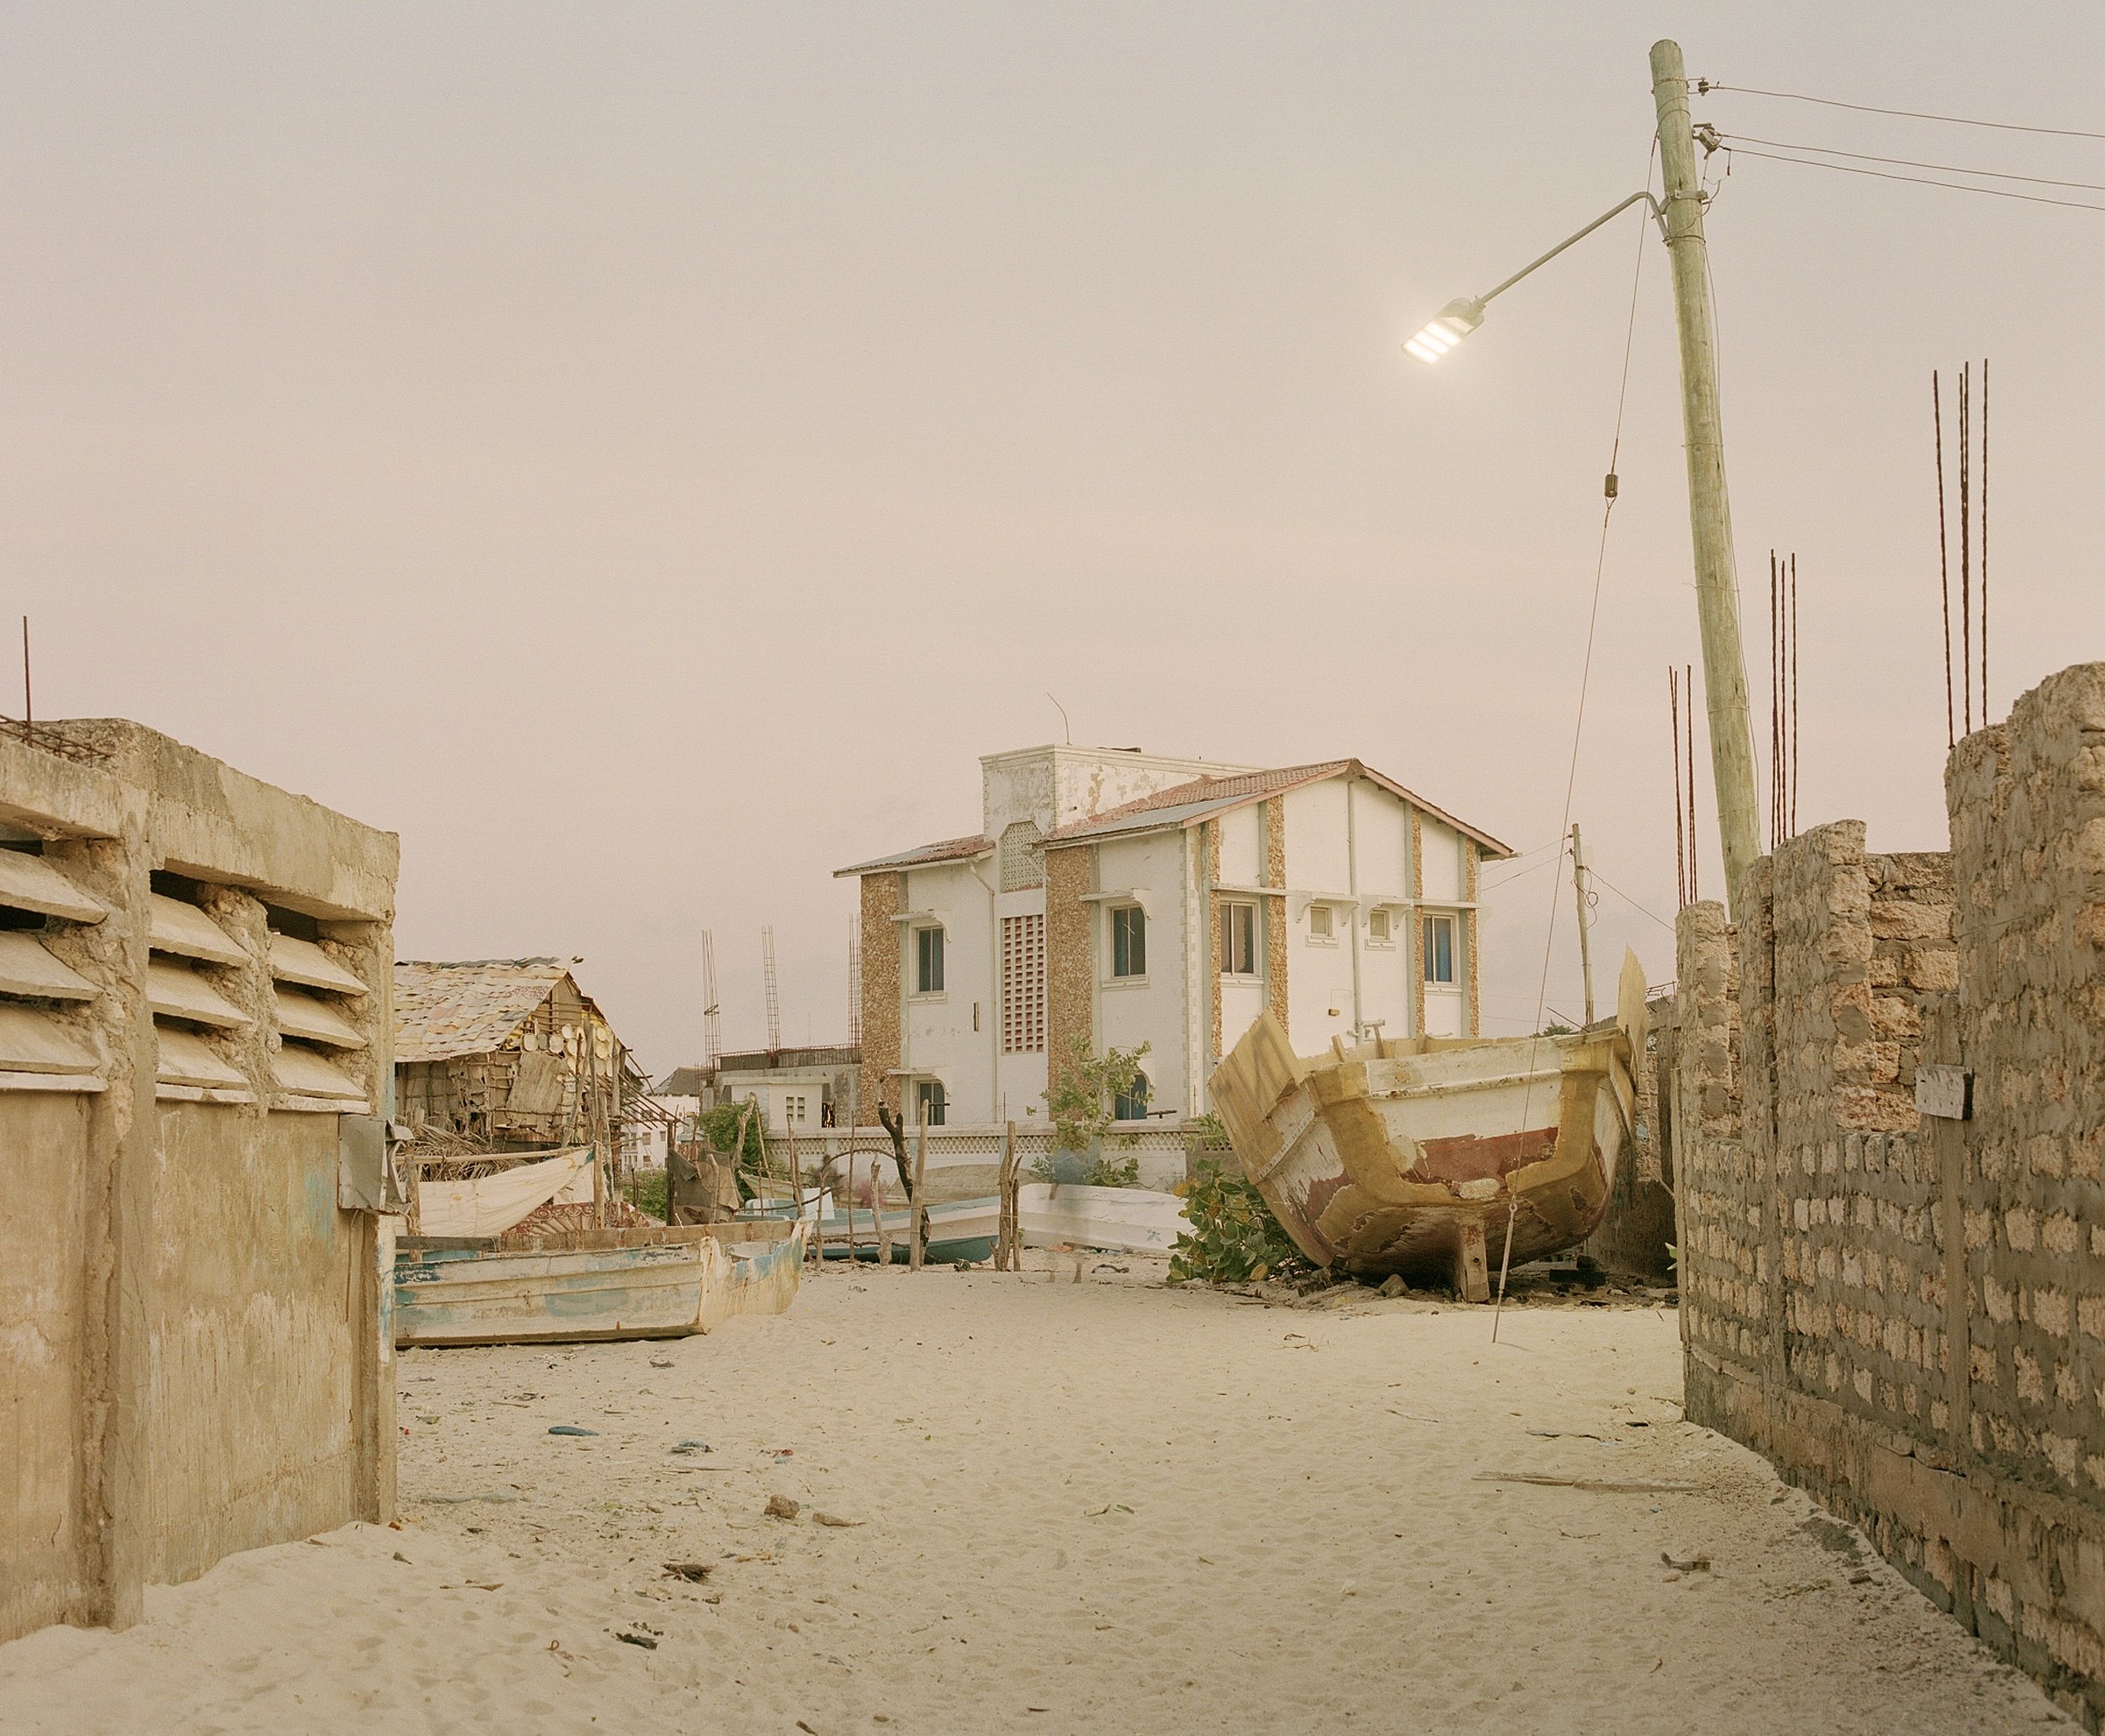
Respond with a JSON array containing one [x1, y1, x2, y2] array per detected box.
[[1695, 79, 2105, 143], [1722, 145, 2105, 214], [1587, 866, 1678, 934], [1716, 129, 2105, 194]]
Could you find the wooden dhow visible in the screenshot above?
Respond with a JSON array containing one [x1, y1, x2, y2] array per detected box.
[[1209, 950, 1647, 1301]]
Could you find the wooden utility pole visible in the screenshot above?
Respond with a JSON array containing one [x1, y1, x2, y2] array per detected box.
[[1570, 824, 1596, 1027], [1651, 39, 1761, 919], [907, 1124, 929, 1272]]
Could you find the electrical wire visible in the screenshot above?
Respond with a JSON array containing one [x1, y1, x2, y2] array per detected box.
[[1695, 80, 2105, 144], [1715, 130, 2105, 194], [1587, 867, 1678, 934], [1721, 145, 2105, 213]]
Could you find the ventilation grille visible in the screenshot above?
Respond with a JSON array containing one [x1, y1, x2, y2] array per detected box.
[[999, 913, 1045, 1055], [1000, 821, 1045, 892]]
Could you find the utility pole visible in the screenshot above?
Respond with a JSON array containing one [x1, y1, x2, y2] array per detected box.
[[1651, 38, 1761, 920], [1570, 823, 1596, 1027]]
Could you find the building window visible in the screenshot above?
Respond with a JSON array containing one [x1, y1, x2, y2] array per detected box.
[[1114, 1070, 1151, 1122], [1308, 904, 1334, 941], [784, 1094, 807, 1124], [915, 925, 945, 994], [1000, 913, 1045, 1054], [1220, 901, 1257, 976], [916, 1079, 946, 1126], [1110, 905, 1146, 978], [1423, 914, 1455, 984], [1367, 908, 1392, 945]]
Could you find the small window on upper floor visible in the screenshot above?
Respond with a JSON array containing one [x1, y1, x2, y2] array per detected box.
[[916, 926, 946, 994], [1423, 914, 1456, 984], [1367, 908, 1392, 945], [1110, 905, 1146, 979], [1307, 904, 1334, 942], [1220, 901, 1257, 977]]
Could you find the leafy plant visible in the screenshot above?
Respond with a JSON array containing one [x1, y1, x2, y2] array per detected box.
[[697, 1100, 770, 1197], [624, 1164, 669, 1221], [1042, 1038, 1151, 1153], [1028, 1148, 1142, 1189], [1168, 1158, 1313, 1285]]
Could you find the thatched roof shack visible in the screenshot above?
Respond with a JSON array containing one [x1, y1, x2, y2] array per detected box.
[[393, 957, 644, 1153]]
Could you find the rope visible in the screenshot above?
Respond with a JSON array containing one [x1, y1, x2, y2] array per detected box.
[[1492, 140, 1653, 1343]]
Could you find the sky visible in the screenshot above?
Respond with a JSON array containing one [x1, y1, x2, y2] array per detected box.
[[4, 3, 2099, 1071]]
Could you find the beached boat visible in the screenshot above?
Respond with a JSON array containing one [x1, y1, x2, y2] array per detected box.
[[1209, 950, 1647, 1301], [392, 1219, 805, 1346], [1017, 1182, 1187, 1255]]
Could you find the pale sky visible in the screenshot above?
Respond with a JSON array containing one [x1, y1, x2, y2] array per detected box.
[[7, 4, 2100, 1071]]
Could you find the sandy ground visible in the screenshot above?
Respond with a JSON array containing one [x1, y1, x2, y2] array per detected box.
[[0, 1260, 2072, 1735]]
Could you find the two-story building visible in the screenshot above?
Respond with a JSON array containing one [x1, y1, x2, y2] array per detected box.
[[836, 746, 1510, 1130]]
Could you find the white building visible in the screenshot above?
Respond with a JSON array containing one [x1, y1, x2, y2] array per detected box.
[[838, 747, 1510, 1131]]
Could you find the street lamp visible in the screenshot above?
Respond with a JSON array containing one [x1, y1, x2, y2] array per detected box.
[[1400, 189, 1659, 366], [1397, 38, 1762, 921], [1402, 298, 1484, 364]]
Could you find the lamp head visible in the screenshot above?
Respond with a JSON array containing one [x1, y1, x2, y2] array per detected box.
[[1402, 297, 1484, 364]]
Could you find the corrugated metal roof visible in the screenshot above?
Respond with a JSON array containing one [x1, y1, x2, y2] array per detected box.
[[393, 958, 572, 1063], [1044, 758, 1514, 858], [832, 833, 992, 879]]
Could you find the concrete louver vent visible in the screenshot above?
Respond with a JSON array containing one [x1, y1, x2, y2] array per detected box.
[[153, 1026, 254, 1103], [274, 986, 366, 1049], [0, 848, 107, 923], [268, 933, 367, 996], [271, 1041, 367, 1108], [0, 931, 96, 1001], [0, 850, 109, 1093], [147, 893, 245, 967], [145, 958, 250, 1029]]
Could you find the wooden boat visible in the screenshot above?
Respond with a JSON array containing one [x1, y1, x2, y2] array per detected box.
[[1017, 1182, 1187, 1255], [1209, 950, 1647, 1301], [392, 1219, 804, 1347], [803, 1196, 1001, 1264]]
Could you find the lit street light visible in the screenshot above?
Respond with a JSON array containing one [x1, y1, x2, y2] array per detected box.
[[1399, 38, 1762, 917]]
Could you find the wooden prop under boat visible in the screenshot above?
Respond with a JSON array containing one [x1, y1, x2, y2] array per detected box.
[[1209, 950, 1647, 1301], [392, 1219, 805, 1347]]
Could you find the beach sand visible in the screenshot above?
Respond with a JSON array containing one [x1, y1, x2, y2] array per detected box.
[[0, 1261, 2069, 1733]]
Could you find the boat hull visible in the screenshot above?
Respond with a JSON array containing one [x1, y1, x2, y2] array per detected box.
[[1209, 955, 1646, 1300], [393, 1221, 804, 1346]]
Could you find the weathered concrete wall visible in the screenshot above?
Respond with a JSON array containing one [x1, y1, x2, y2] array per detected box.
[[1676, 663, 2105, 1725], [0, 720, 397, 1644]]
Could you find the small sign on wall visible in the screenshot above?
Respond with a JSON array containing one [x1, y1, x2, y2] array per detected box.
[[1916, 1065, 1972, 1121]]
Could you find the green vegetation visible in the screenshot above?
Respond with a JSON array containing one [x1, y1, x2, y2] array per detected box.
[[698, 1100, 770, 1198], [1030, 1038, 1152, 1187], [1168, 1158, 1313, 1285], [623, 1164, 668, 1221]]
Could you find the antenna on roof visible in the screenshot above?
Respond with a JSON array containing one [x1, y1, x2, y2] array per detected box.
[[1046, 692, 1072, 745], [847, 914, 863, 1047], [700, 928, 721, 1071], [762, 926, 781, 1054]]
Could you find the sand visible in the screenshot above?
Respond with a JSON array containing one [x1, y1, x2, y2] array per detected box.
[[0, 1261, 2071, 1734]]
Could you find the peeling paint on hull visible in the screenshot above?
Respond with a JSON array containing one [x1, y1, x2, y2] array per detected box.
[[1210, 953, 1647, 1300]]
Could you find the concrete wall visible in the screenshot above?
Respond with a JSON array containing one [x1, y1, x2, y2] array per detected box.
[[1675, 663, 2105, 1725], [0, 720, 397, 1643]]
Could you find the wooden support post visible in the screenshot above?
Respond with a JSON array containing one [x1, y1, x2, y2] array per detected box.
[[996, 1120, 1019, 1271], [1454, 1220, 1491, 1304], [908, 1124, 929, 1271], [872, 1160, 891, 1265]]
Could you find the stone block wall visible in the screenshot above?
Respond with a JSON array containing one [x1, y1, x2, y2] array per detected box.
[[1676, 662, 2105, 1724]]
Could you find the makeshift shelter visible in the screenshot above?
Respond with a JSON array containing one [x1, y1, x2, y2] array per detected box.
[[392, 958, 666, 1227]]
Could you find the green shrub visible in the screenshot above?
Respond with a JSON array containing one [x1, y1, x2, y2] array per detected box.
[[1168, 1158, 1313, 1285]]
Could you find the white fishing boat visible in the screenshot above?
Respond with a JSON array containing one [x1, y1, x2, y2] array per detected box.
[[392, 1219, 805, 1346], [1017, 1182, 1187, 1255], [1209, 950, 1646, 1301]]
